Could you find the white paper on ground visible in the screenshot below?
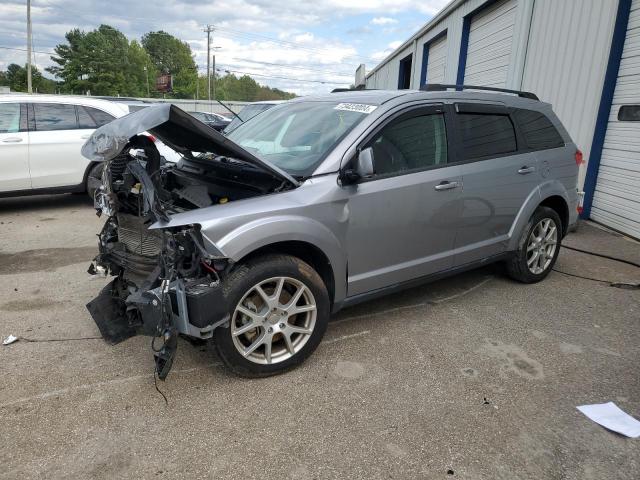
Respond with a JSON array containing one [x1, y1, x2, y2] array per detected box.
[[577, 402, 640, 438], [2, 334, 18, 345]]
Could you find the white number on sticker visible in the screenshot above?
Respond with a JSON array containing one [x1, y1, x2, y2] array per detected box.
[[334, 103, 378, 114]]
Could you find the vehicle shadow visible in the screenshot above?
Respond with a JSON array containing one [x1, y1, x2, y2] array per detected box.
[[0, 193, 93, 213], [330, 264, 501, 326]]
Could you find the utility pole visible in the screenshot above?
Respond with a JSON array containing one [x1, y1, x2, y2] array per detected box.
[[143, 66, 150, 97], [212, 54, 216, 100], [26, 0, 33, 93], [204, 25, 214, 102]]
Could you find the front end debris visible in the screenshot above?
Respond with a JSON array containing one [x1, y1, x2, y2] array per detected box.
[[82, 104, 295, 379]]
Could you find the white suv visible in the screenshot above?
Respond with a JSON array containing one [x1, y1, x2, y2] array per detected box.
[[0, 95, 177, 198]]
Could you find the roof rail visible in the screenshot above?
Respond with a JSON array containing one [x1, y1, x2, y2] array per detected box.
[[330, 86, 375, 93], [420, 84, 539, 101]]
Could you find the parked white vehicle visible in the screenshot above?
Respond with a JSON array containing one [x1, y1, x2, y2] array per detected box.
[[0, 95, 178, 198]]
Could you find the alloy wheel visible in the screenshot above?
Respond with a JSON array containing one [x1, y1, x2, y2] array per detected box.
[[526, 218, 558, 274], [231, 276, 317, 365]]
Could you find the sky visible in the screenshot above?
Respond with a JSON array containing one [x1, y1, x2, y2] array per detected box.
[[0, 0, 450, 95]]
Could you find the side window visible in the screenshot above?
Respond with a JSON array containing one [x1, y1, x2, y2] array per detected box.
[[77, 106, 97, 128], [456, 113, 516, 159], [513, 109, 564, 150], [0, 103, 21, 133], [369, 113, 448, 176], [33, 103, 77, 131], [80, 106, 115, 128]]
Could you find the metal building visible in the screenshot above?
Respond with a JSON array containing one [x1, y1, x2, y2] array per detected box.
[[361, 0, 640, 239]]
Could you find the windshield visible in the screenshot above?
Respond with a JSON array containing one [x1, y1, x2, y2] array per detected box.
[[224, 103, 275, 133], [226, 101, 370, 176]]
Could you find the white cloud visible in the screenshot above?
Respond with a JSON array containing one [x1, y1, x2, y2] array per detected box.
[[293, 32, 314, 44], [0, 0, 449, 94], [370, 40, 405, 61], [371, 17, 398, 26]]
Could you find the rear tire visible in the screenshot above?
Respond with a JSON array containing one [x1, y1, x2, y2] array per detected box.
[[213, 254, 330, 377], [505, 206, 562, 283]]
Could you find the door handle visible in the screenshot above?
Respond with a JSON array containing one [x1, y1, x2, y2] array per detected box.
[[2, 137, 23, 143], [518, 166, 536, 174], [434, 181, 460, 191]]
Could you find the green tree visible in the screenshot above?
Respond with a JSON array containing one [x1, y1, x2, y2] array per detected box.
[[210, 73, 296, 101], [48, 25, 155, 96], [127, 40, 157, 97], [141, 31, 197, 98], [0, 63, 56, 93]]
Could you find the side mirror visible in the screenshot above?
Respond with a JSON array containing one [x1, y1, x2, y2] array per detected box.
[[356, 147, 374, 178], [341, 147, 374, 185]]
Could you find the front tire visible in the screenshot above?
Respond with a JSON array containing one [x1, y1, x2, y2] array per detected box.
[[505, 206, 562, 283], [86, 163, 104, 200], [213, 254, 330, 377]]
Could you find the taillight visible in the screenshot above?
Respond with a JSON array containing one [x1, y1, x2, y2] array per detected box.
[[575, 149, 583, 166], [145, 134, 156, 143]]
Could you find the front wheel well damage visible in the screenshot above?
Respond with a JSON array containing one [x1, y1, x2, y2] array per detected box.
[[82, 161, 102, 190], [539, 195, 569, 237], [233, 241, 336, 306]]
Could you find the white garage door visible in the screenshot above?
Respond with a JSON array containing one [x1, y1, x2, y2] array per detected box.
[[464, 0, 517, 87], [591, 0, 640, 239], [426, 35, 447, 84]]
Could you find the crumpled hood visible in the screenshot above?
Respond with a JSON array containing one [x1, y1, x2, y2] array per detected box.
[[80, 103, 298, 187]]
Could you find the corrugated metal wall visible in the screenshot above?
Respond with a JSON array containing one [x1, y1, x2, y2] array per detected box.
[[464, 0, 517, 87], [363, 0, 617, 192], [590, 0, 640, 238], [426, 35, 448, 84], [521, 0, 618, 187]]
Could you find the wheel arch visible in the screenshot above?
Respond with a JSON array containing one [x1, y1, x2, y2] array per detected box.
[[233, 240, 336, 307], [508, 182, 573, 251], [207, 216, 347, 307], [539, 195, 569, 237]]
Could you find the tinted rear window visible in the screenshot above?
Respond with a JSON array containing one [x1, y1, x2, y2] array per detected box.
[[33, 103, 77, 131], [513, 109, 564, 150], [457, 113, 516, 159]]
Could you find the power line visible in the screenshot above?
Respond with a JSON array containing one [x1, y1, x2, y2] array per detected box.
[[230, 57, 353, 77], [0, 45, 55, 55], [215, 66, 348, 85]]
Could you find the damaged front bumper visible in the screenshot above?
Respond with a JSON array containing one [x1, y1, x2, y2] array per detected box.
[[86, 200, 231, 380], [86, 273, 229, 379]]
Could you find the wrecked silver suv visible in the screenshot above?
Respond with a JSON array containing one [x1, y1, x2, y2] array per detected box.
[[83, 89, 578, 379]]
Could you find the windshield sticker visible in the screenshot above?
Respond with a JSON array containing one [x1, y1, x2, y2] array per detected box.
[[334, 103, 378, 114]]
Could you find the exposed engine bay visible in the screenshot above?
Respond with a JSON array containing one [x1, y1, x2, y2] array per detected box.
[[83, 104, 297, 379]]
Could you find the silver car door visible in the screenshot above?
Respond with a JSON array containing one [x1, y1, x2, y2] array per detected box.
[[344, 106, 463, 296], [451, 104, 541, 266]]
